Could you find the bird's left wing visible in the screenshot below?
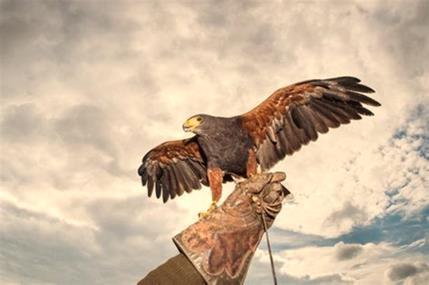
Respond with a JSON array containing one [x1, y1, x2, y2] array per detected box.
[[138, 136, 208, 203], [240, 76, 380, 170]]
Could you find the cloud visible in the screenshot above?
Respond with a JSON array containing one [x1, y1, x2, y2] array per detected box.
[[326, 202, 368, 229], [275, 103, 429, 237], [334, 209, 429, 249], [1, 0, 428, 284], [0, 200, 99, 285], [334, 242, 363, 261], [372, 0, 429, 78], [385, 263, 427, 282], [54, 105, 112, 151], [0, 197, 184, 285], [404, 272, 429, 285], [0, 104, 48, 142], [247, 249, 352, 285], [251, 239, 429, 284]]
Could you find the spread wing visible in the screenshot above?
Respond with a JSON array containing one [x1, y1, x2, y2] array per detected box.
[[240, 76, 380, 170], [138, 136, 208, 203]]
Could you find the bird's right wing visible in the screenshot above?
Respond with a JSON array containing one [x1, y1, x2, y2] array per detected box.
[[138, 136, 208, 203], [240, 76, 380, 170]]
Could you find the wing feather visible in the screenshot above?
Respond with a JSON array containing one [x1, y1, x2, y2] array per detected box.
[[155, 180, 162, 199], [147, 176, 154, 197], [241, 76, 380, 170], [161, 170, 170, 200], [176, 164, 191, 193], [171, 165, 185, 197], [166, 168, 176, 199], [138, 136, 207, 203]]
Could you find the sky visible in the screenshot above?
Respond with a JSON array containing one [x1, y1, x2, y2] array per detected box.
[[0, 0, 428, 284]]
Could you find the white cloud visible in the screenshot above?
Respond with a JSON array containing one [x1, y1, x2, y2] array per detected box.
[[251, 239, 429, 285], [275, 103, 429, 237], [0, 0, 428, 284]]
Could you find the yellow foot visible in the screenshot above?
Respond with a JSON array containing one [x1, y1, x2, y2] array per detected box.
[[198, 201, 218, 218]]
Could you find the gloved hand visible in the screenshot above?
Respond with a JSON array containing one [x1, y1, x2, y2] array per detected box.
[[173, 172, 290, 285]]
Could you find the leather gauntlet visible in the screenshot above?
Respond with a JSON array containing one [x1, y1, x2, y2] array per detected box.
[[173, 172, 290, 285]]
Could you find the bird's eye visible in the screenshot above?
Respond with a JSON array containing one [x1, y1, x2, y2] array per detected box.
[[196, 117, 202, 122]]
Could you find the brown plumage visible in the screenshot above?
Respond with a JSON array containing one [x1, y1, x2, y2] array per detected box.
[[241, 76, 380, 170], [139, 137, 208, 203], [138, 76, 380, 207]]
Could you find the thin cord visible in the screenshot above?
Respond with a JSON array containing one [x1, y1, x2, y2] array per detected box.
[[262, 214, 278, 285]]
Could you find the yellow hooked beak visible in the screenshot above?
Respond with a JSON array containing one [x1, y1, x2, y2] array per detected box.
[[183, 116, 202, 132]]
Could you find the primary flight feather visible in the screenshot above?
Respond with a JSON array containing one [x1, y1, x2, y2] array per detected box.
[[138, 76, 380, 214]]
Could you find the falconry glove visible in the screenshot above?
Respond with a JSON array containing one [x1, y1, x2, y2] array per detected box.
[[173, 172, 290, 285]]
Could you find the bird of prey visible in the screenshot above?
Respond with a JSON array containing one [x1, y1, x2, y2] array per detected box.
[[138, 76, 380, 215]]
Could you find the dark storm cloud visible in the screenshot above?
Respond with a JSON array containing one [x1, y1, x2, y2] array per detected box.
[[386, 262, 429, 282], [335, 242, 363, 261]]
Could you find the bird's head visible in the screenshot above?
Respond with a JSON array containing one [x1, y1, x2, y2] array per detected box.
[[182, 114, 211, 135]]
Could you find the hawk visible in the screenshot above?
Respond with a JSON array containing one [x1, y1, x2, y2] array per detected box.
[[138, 76, 380, 215]]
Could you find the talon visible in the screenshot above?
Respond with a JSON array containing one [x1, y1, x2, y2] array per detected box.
[[198, 201, 218, 218]]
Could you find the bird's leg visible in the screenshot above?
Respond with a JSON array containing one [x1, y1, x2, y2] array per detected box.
[[246, 149, 258, 177], [199, 167, 223, 218]]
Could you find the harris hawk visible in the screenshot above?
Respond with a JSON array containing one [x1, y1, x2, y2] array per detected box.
[[138, 76, 380, 215]]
